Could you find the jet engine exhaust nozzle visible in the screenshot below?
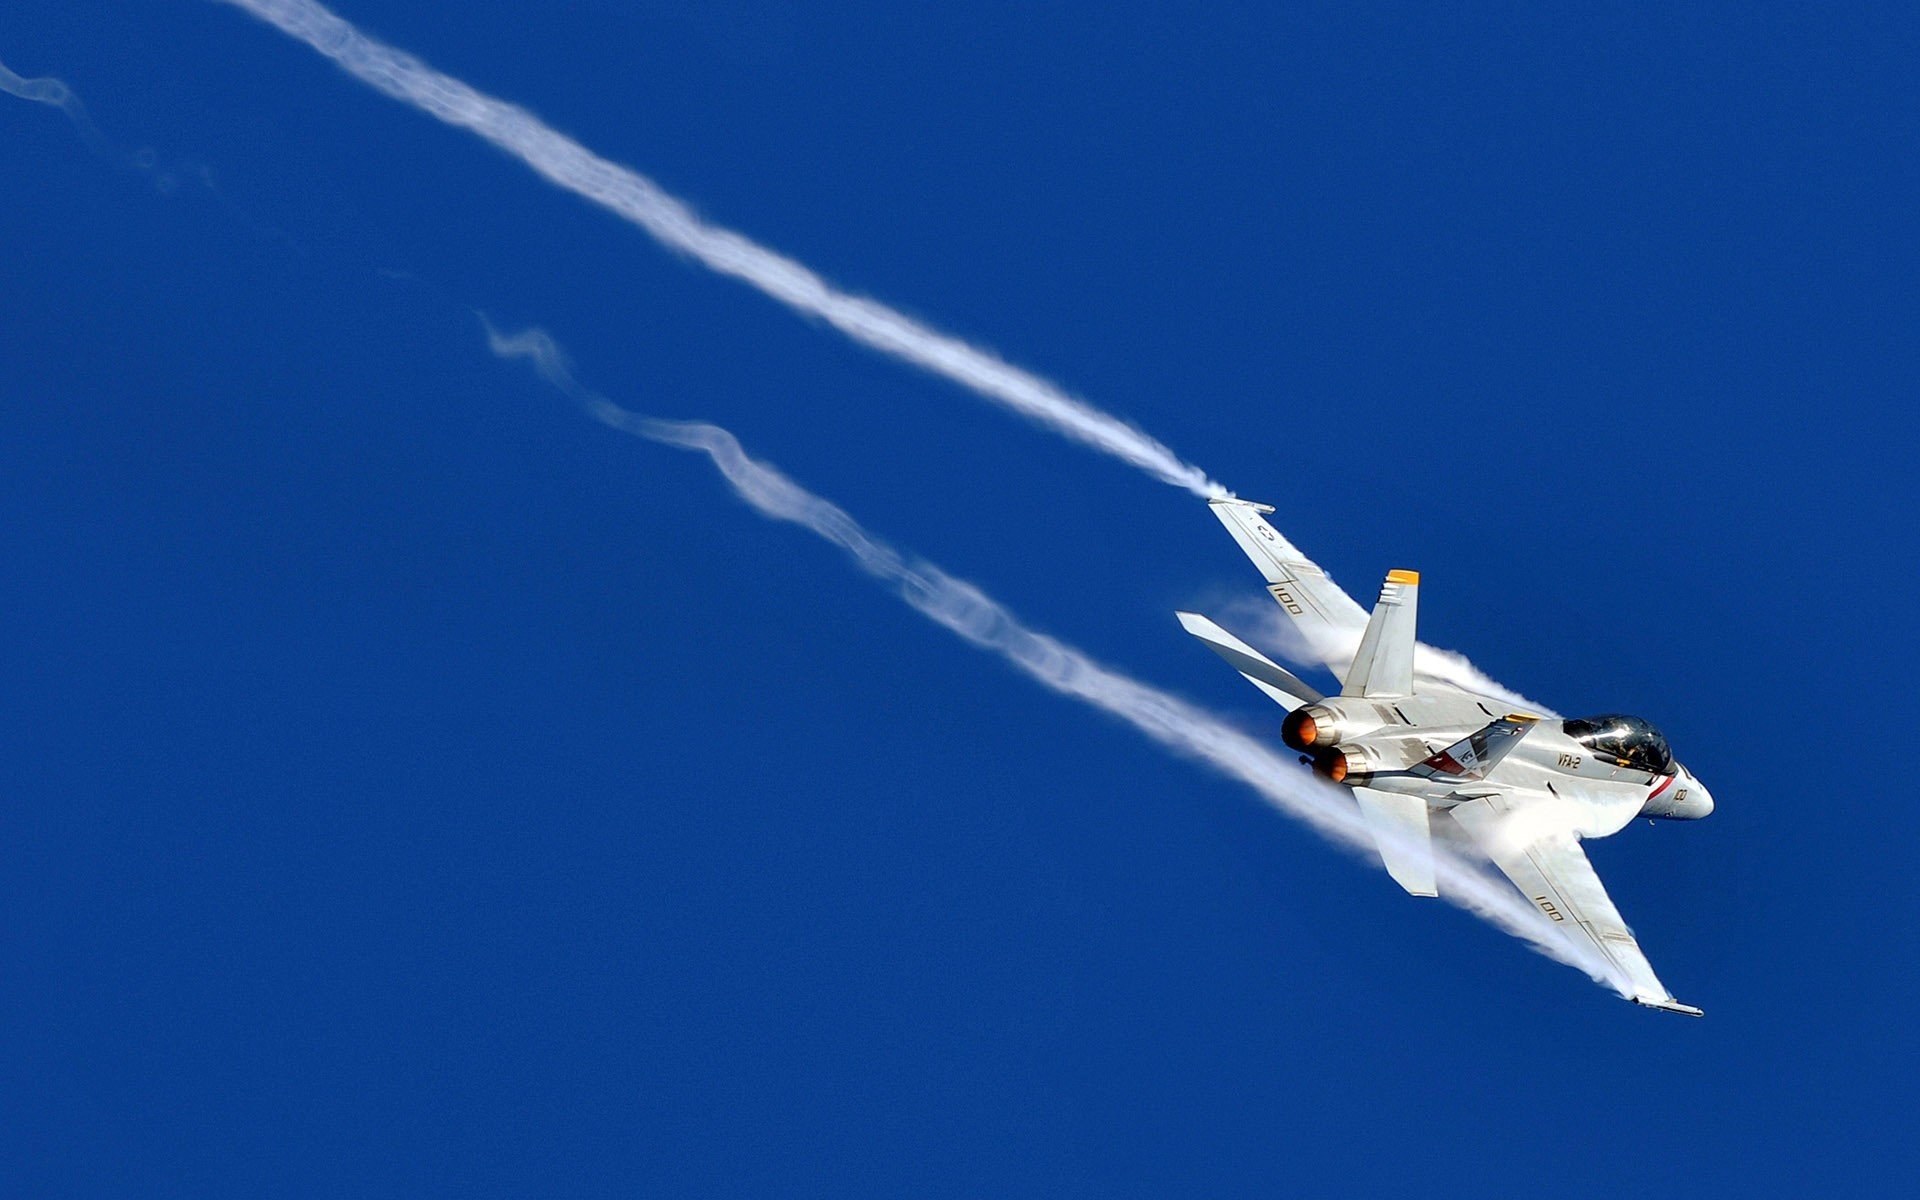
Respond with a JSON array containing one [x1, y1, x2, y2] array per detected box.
[[1309, 748, 1348, 783], [1314, 746, 1379, 786], [1283, 704, 1342, 752]]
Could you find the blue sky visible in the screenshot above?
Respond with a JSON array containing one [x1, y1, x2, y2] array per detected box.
[[3, 2, 1915, 1195]]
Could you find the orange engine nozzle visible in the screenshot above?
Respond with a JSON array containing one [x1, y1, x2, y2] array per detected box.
[[1318, 751, 1349, 784], [1283, 705, 1338, 752], [1282, 710, 1317, 750], [1310, 747, 1371, 786]]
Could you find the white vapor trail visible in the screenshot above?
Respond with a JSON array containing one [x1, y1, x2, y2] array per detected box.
[[0, 55, 111, 155], [213, 0, 1223, 498], [483, 322, 1630, 996], [208, 0, 1549, 722], [0, 56, 77, 107], [17, 11, 1575, 983]]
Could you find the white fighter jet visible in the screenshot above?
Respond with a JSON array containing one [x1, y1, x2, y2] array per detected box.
[[1179, 498, 1711, 1015]]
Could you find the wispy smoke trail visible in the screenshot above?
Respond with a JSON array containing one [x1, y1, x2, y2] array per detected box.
[[2, 53, 230, 201], [0, 55, 111, 155], [12, 23, 1579, 985], [212, 0, 1222, 498], [483, 322, 1631, 996], [207, 0, 1560, 725], [0, 60, 69, 105]]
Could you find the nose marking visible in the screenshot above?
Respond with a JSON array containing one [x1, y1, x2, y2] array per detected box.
[[1649, 775, 1674, 798]]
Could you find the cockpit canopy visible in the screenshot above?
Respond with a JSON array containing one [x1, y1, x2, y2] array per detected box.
[[1562, 714, 1674, 775]]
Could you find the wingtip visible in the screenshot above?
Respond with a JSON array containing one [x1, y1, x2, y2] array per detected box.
[[1208, 496, 1276, 514], [1174, 610, 1225, 638], [1633, 996, 1706, 1018]]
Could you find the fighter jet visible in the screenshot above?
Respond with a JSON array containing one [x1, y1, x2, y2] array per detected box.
[[1179, 498, 1711, 1015]]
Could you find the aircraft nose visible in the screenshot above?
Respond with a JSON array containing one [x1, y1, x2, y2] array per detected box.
[[1684, 776, 1715, 818], [1648, 767, 1715, 819]]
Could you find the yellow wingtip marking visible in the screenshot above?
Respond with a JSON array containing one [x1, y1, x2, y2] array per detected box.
[[1386, 569, 1420, 585]]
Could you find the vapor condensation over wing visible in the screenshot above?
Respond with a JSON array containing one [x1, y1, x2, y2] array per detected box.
[[1220, 598, 1560, 718], [483, 323, 1631, 997], [213, 0, 1222, 498]]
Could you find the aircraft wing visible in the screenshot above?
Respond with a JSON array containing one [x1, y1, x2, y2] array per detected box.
[[1450, 794, 1700, 1015], [1207, 499, 1367, 670]]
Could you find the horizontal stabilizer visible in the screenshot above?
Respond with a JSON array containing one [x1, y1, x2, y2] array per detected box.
[[1354, 786, 1437, 897], [1175, 612, 1322, 710]]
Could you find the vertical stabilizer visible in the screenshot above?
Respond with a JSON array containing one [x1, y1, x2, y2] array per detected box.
[[1342, 570, 1419, 697]]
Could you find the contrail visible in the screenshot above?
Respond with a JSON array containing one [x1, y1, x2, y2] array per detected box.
[[1, 56, 80, 107], [3, 53, 231, 201], [206, 0, 1549, 712], [0, 55, 112, 155], [484, 322, 1631, 996], [212, 0, 1223, 498], [25, 9, 1579, 980]]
